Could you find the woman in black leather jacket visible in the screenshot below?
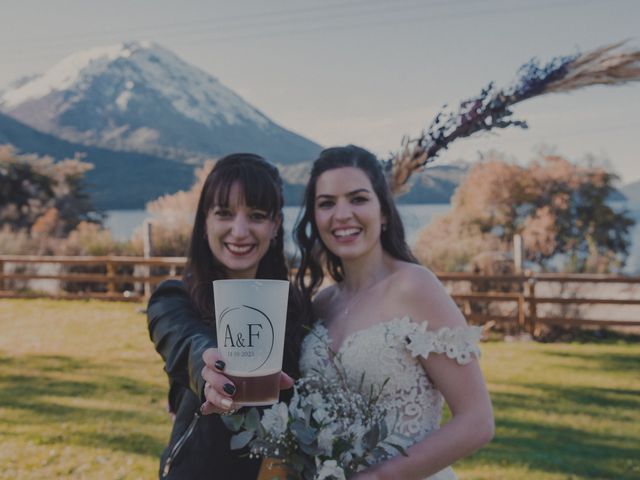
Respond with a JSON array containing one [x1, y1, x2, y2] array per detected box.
[[148, 153, 308, 479]]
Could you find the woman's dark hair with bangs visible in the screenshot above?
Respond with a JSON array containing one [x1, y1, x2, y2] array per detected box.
[[295, 145, 417, 297], [184, 153, 308, 377], [185, 153, 287, 319]]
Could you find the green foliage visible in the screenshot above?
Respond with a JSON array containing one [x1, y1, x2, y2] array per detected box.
[[0, 145, 101, 235], [414, 152, 635, 273], [0, 145, 143, 256]]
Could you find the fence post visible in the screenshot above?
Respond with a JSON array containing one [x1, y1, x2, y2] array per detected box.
[[143, 220, 153, 299], [525, 273, 537, 335], [517, 293, 525, 329], [106, 260, 116, 294], [513, 234, 523, 274]]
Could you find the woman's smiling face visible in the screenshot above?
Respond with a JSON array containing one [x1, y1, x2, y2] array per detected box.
[[314, 167, 386, 262], [205, 182, 280, 279]]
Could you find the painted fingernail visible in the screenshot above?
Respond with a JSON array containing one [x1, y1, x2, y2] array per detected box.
[[220, 398, 233, 408], [214, 360, 225, 370], [223, 383, 236, 395]]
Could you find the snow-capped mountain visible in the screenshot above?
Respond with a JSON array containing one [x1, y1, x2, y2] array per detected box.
[[0, 41, 321, 164]]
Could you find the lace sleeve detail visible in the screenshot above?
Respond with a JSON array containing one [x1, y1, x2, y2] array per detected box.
[[406, 321, 482, 365]]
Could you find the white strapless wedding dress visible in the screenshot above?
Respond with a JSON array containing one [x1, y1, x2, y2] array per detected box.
[[299, 316, 482, 480]]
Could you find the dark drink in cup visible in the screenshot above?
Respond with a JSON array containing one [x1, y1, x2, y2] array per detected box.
[[223, 371, 281, 405], [213, 279, 289, 406]]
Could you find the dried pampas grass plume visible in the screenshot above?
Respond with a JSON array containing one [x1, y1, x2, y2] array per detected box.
[[386, 41, 640, 195]]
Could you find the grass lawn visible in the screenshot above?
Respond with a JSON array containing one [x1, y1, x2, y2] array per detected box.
[[1, 299, 638, 479]]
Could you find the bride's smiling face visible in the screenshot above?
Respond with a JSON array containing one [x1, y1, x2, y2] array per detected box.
[[314, 167, 387, 261]]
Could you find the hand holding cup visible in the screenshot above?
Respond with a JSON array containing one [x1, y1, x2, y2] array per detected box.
[[200, 347, 294, 415]]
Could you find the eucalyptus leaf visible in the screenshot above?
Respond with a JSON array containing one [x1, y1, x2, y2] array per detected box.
[[244, 407, 261, 431], [302, 404, 313, 426], [298, 441, 322, 456], [363, 423, 380, 450], [379, 418, 388, 440], [220, 414, 244, 432], [230, 430, 255, 450], [291, 420, 316, 445], [257, 421, 267, 437]]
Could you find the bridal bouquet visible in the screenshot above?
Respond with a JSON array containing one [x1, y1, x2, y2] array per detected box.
[[222, 365, 407, 479]]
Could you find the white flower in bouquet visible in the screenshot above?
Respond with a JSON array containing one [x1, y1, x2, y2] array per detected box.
[[316, 426, 336, 456], [261, 402, 289, 437], [316, 459, 346, 480]]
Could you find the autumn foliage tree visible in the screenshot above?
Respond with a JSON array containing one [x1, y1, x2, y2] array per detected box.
[[414, 152, 635, 273], [130, 160, 214, 256]]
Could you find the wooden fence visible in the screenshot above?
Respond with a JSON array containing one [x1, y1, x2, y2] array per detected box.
[[1, 255, 639, 333], [0, 255, 184, 302], [437, 272, 640, 335]]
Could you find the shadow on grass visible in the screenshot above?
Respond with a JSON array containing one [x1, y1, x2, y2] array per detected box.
[[50, 431, 166, 458], [487, 417, 637, 479], [0, 353, 168, 457], [472, 386, 640, 479], [570, 329, 640, 344], [492, 383, 640, 420], [545, 349, 640, 373]]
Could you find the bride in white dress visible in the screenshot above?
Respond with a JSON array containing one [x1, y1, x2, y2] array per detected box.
[[294, 146, 494, 480]]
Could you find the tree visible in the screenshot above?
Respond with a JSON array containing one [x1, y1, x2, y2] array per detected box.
[[414, 152, 635, 273], [0, 145, 101, 235]]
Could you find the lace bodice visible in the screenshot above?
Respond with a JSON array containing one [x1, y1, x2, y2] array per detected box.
[[299, 316, 482, 480]]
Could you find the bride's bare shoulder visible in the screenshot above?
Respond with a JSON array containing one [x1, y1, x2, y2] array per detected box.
[[389, 262, 465, 329], [390, 262, 440, 289]]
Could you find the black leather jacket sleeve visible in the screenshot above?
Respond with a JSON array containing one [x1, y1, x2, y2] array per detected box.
[[147, 279, 216, 406]]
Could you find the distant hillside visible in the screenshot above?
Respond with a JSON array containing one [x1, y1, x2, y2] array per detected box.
[[396, 164, 469, 204], [621, 180, 640, 206], [279, 161, 469, 205], [0, 112, 194, 209], [0, 41, 322, 165]]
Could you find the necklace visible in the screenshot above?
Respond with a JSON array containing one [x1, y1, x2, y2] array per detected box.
[[339, 279, 381, 318]]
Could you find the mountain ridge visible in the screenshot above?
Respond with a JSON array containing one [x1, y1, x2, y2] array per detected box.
[[0, 111, 469, 208], [621, 180, 640, 206], [0, 111, 194, 209], [0, 41, 322, 165]]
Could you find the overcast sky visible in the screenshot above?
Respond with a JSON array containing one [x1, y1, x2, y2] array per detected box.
[[2, 0, 639, 183]]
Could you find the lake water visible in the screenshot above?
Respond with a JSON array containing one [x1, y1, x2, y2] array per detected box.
[[105, 204, 640, 274], [105, 204, 451, 250]]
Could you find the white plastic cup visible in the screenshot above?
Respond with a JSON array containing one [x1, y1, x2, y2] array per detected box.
[[213, 279, 289, 406]]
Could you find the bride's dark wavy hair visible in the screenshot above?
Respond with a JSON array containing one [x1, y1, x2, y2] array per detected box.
[[184, 153, 307, 376], [294, 145, 417, 298]]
